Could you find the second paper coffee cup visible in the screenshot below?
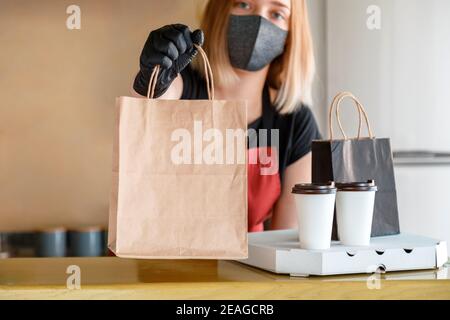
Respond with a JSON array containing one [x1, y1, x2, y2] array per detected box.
[[292, 182, 336, 250], [335, 180, 378, 246]]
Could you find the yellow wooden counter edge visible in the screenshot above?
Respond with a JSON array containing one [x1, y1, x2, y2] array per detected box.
[[1, 280, 450, 300], [1, 257, 449, 299]]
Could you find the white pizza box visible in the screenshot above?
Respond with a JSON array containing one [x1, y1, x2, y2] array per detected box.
[[238, 229, 448, 277]]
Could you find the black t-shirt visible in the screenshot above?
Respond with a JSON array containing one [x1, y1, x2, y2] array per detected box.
[[180, 65, 321, 231]]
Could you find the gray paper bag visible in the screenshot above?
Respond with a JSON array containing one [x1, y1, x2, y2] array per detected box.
[[312, 92, 400, 239]]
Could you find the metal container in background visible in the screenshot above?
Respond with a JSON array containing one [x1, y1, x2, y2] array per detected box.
[[36, 228, 67, 257], [69, 227, 104, 257], [0, 233, 11, 258]]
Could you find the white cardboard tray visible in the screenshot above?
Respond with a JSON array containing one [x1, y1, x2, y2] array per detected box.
[[238, 229, 448, 277]]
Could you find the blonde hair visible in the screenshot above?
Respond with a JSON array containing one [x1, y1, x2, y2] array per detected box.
[[198, 0, 315, 114]]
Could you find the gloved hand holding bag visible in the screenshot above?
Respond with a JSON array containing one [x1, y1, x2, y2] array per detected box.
[[133, 24, 204, 98]]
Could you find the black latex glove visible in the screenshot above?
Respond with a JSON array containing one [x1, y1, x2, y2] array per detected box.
[[133, 24, 204, 98]]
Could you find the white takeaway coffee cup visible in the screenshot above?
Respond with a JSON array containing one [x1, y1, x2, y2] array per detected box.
[[335, 180, 378, 246], [292, 182, 337, 250]]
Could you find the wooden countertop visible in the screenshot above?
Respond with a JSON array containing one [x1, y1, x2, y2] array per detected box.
[[0, 257, 449, 299]]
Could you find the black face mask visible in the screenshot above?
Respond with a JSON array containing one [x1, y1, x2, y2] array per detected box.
[[227, 15, 288, 71]]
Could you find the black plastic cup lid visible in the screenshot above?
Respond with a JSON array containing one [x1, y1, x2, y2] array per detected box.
[[335, 180, 378, 192], [292, 182, 337, 195]]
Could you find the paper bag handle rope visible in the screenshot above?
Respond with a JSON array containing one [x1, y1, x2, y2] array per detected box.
[[329, 92, 362, 140], [147, 45, 215, 100], [328, 92, 374, 140]]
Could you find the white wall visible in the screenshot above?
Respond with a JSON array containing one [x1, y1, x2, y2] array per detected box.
[[307, 0, 328, 134], [326, 0, 450, 150], [396, 166, 450, 255]]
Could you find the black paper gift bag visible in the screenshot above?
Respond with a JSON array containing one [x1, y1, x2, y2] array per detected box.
[[312, 92, 400, 239]]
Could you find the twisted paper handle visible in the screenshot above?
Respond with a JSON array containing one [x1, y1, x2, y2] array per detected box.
[[147, 45, 214, 100], [328, 92, 374, 140]]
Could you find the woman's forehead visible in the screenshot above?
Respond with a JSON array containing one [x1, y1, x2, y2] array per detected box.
[[259, 0, 292, 9]]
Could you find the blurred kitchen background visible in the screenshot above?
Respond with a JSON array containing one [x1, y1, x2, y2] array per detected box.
[[0, 0, 449, 257]]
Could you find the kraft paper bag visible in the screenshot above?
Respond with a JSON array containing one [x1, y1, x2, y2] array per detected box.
[[109, 46, 248, 259], [312, 92, 400, 239]]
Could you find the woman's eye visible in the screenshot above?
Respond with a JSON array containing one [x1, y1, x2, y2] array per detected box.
[[272, 11, 285, 21], [236, 1, 250, 10]]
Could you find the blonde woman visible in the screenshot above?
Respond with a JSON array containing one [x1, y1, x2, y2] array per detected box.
[[133, 0, 321, 232]]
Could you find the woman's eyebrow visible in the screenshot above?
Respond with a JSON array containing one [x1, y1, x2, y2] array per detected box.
[[270, 1, 291, 10]]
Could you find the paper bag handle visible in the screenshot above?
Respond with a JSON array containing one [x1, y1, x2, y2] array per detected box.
[[328, 92, 374, 140], [147, 45, 215, 100]]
